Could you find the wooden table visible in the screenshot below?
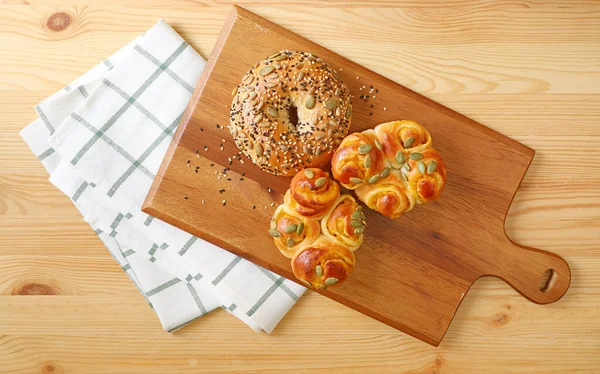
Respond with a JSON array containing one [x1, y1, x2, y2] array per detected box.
[[1, 1, 598, 372]]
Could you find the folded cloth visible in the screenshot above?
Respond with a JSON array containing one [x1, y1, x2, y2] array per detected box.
[[20, 18, 305, 333]]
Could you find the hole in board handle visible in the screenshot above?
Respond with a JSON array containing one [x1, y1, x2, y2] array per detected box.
[[539, 269, 557, 293]]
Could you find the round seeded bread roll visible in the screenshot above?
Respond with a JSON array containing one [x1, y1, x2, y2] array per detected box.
[[230, 50, 352, 176]]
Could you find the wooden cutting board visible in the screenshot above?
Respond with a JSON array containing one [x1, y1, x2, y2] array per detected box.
[[143, 6, 571, 346]]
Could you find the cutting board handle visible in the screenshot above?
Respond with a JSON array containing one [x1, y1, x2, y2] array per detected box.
[[490, 236, 571, 304]]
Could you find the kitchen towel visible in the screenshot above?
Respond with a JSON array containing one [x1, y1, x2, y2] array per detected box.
[[20, 18, 305, 333]]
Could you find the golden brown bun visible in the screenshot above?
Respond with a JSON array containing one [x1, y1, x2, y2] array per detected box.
[[405, 148, 446, 204], [355, 169, 415, 219], [332, 120, 445, 218], [230, 51, 352, 176], [269, 205, 320, 258], [284, 168, 340, 220], [330, 130, 389, 190], [291, 236, 356, 289], [320, 195, 365, 251]]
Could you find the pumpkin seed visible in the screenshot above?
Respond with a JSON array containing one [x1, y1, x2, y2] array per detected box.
[[296, 222, 304, 235], [358, 144, 372, 154], [296, 71, 305, 81], [301, 279, 312, 287], [417, 161, 426, 174], [254, 114, 263, 123], [325, 277, 339, 286], [296, 62, 305, 70], [285, 224, 298, 233], [259, 66, 275, 76], [357, 206, 363, 211], [318, 284, 327, 290], [427, 161, 437, 174], [380, 167, 391, 178], [395, 150, 405, 164], [364, 154, 372, 168], [272, 54, 286, 61], [254, 143, 263, 157], [287, 237, 296, 247], [354, 227, 365, 235], [346, 106, 352, 118], [401, 173, 408, 182], [375, 139, 382, 151], [270, 221, 276, 229], [268, 229, 281, 237], [267, 106, 279, 118], [410, 152, 423, 161], [305, 95, 316, 109], [305, 169, 314, 178], [368, 175, 380, 184], [329, 120, 339, 128], [349, 177, 363, 184], [404, 136, 415, 148], [335, 87, 341, 96], [350, 219, 363, 228], [315, 177, 327, 187], [325, 99, 338, 109], [315, 265, 323, 276], [232, 86, 238, 97], [351, 211, 362, 219]]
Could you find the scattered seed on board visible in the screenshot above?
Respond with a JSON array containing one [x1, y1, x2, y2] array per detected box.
[[428, 161, 438, 174], [232, 86, 238, 97]]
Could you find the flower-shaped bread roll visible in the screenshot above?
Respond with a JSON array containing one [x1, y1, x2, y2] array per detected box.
[[355, 169, 415, 219], [291, 236, 356, 289], [320, 195, 365, 251], [404, 148, 446, 204], [374, 120, 432, 169], [285, 168, 340, 219], [269, 205, 321, 258], [331, 130, 389, 190]]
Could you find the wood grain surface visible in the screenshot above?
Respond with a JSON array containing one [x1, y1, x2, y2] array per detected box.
[[1, 0, 599, 372], [142, 5, 571, 347]]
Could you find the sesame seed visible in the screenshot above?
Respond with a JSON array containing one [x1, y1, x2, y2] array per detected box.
[[222, 200, 227, 206], [184, 196, 188, 200], [384, 107, 387, 111], [202, 200, 205, 204]]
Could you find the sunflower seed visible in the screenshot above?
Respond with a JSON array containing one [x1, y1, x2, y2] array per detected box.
[[268, 51, 281, 59], [307, 55, 316, 62], [364, 154, 372, 168], [375, 139, 382, 151], [260, 122, 271, 128], [351, 211, 362, 219], [305, 95, 316, 109], [303, 145, 309, 154], [368, 175, 380, 184], [254, 114, 263, 123], [395, 150, 404, 164], [264, 144, 272, 151], [428, 161, 437, 174], [305, 169, 314, 178], [315, 177, 327, 187], [287, 237, 296, 247], [301, 279, 312, 287], [335, 87, 341, 96], [256, 100, 264, 110], [259, 66, 275, 76], [267, 107, 279, 118], [349, 177, 363, 184], [232, 86, 238, 97], [325, 277, 339, 286], [346, 106, 352, 118], [316, 57, 323, 62], [296, 71, 305, 81], [280, 145, 289, 151], [325, 99, 338, 109], [273, 54, 286, 61], [315, 148, 322, 157], [315, 134, 325, 141], [418, 161, 426, 174], [327, 129, 333, 138], [380, 167, 391, 178], [249, 92, 257, 100], [358, 144, 372, 154], [230, 126, 238, 138], [243, 75, 253, 84], [404, 136, 415, 148], [268, 229, 281, 237], [241, 92, 249, 100], [296, 222, 304, 235], [254, 143, 263, 157], [296, 62, 305, 70], [315, 265, 322, 276], [281, 163, 291, 168], [350, 219, 363, 228], [329, 120, 339, 128], [309, 86, 317, 95], [354, 227, 365, 235], [265, 82, 278, 88], [335, 106, 341, 116], [284, 224, 298, 234], [410, 152, 423, 160]]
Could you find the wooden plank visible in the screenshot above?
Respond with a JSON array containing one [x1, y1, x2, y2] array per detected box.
[[143, 6, 572, 346], [0, 0, 598, 371]]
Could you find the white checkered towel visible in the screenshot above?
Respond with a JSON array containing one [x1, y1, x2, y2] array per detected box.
[[20, 19, 305, 333]]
